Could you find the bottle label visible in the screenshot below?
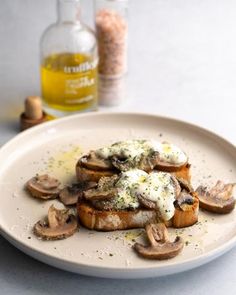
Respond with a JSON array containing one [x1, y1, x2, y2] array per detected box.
[[65, 77, 95, 95], [64, 60, 98, 74]]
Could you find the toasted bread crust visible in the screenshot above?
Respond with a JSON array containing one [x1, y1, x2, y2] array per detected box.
[[174, 163, 191, 183], [77, 199, 199, 231], [76, 162, 116, 182], [172, 197, 199, 228], [77, 202, 163, 231]]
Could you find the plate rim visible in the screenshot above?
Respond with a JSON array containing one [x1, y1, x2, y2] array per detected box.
[[0, 111, 235, 154], [0, 112, 235, 278]]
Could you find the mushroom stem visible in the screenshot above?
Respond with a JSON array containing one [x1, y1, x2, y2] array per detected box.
[[146, 223, 169, 245]]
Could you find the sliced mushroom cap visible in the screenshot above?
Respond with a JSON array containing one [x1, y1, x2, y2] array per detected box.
[[90, 198, 116, 211], [196, 181, 236, 214], [26, 174, 60, 200], [110, 155, 132, 171], [172, 175, 182, 197], [59, 181, 97, 205], [80, 151, 113, 171], [81, 175, 118, 210], [84, 188, 117, 201], [137, 175, 181, 210], [174, 189, 194, 210], [176, 177, 193, 193], [139, 151, 160, 172], [97, 175, 119, 189], [137, 196, 157, 210], [34, 205, 78, 240], [134, 223, 184, 260], [83, 175, 118, 201], [111, 151, 160, 173]]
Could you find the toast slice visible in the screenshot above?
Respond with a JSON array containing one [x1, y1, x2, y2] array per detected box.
[[77, 196, 199, 231], [76, 140, 190, 183], [77, 171, 199, 231], [76, 141, 196, 231]]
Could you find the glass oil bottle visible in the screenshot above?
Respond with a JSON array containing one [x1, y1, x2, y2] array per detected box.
[[40, 0, 98, 117]]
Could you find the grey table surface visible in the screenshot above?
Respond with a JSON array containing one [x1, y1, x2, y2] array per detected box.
[[0, 0, 236, 294]]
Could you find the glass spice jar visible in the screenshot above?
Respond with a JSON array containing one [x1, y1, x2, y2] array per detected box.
[[40, 0, 98, 117], [94, 0, 129, 106]]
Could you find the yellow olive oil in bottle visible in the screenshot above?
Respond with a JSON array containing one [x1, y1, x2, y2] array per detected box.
[[40, 0, 98, 117]]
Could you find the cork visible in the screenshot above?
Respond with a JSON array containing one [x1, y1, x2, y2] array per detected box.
[[20, 96, 48, 131]]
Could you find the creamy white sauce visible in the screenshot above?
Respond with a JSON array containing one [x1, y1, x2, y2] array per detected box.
[[150, 141, 187, 165], [114, 170, 146, 210], [95, 139, 187, 167], [133, 172, 176, 220], [113, 169, 176, 221], [96, 140, 150, 162]]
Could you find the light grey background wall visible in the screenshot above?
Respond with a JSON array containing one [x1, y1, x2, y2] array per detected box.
[[0, 0, 60, 112], [1, 0, 236, 141]]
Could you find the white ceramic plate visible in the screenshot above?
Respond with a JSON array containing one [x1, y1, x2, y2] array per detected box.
[[0, 113, 235, 279]]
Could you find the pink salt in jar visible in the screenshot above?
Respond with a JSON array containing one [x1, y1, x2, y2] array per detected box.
[[94, 0, 128, 106]]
